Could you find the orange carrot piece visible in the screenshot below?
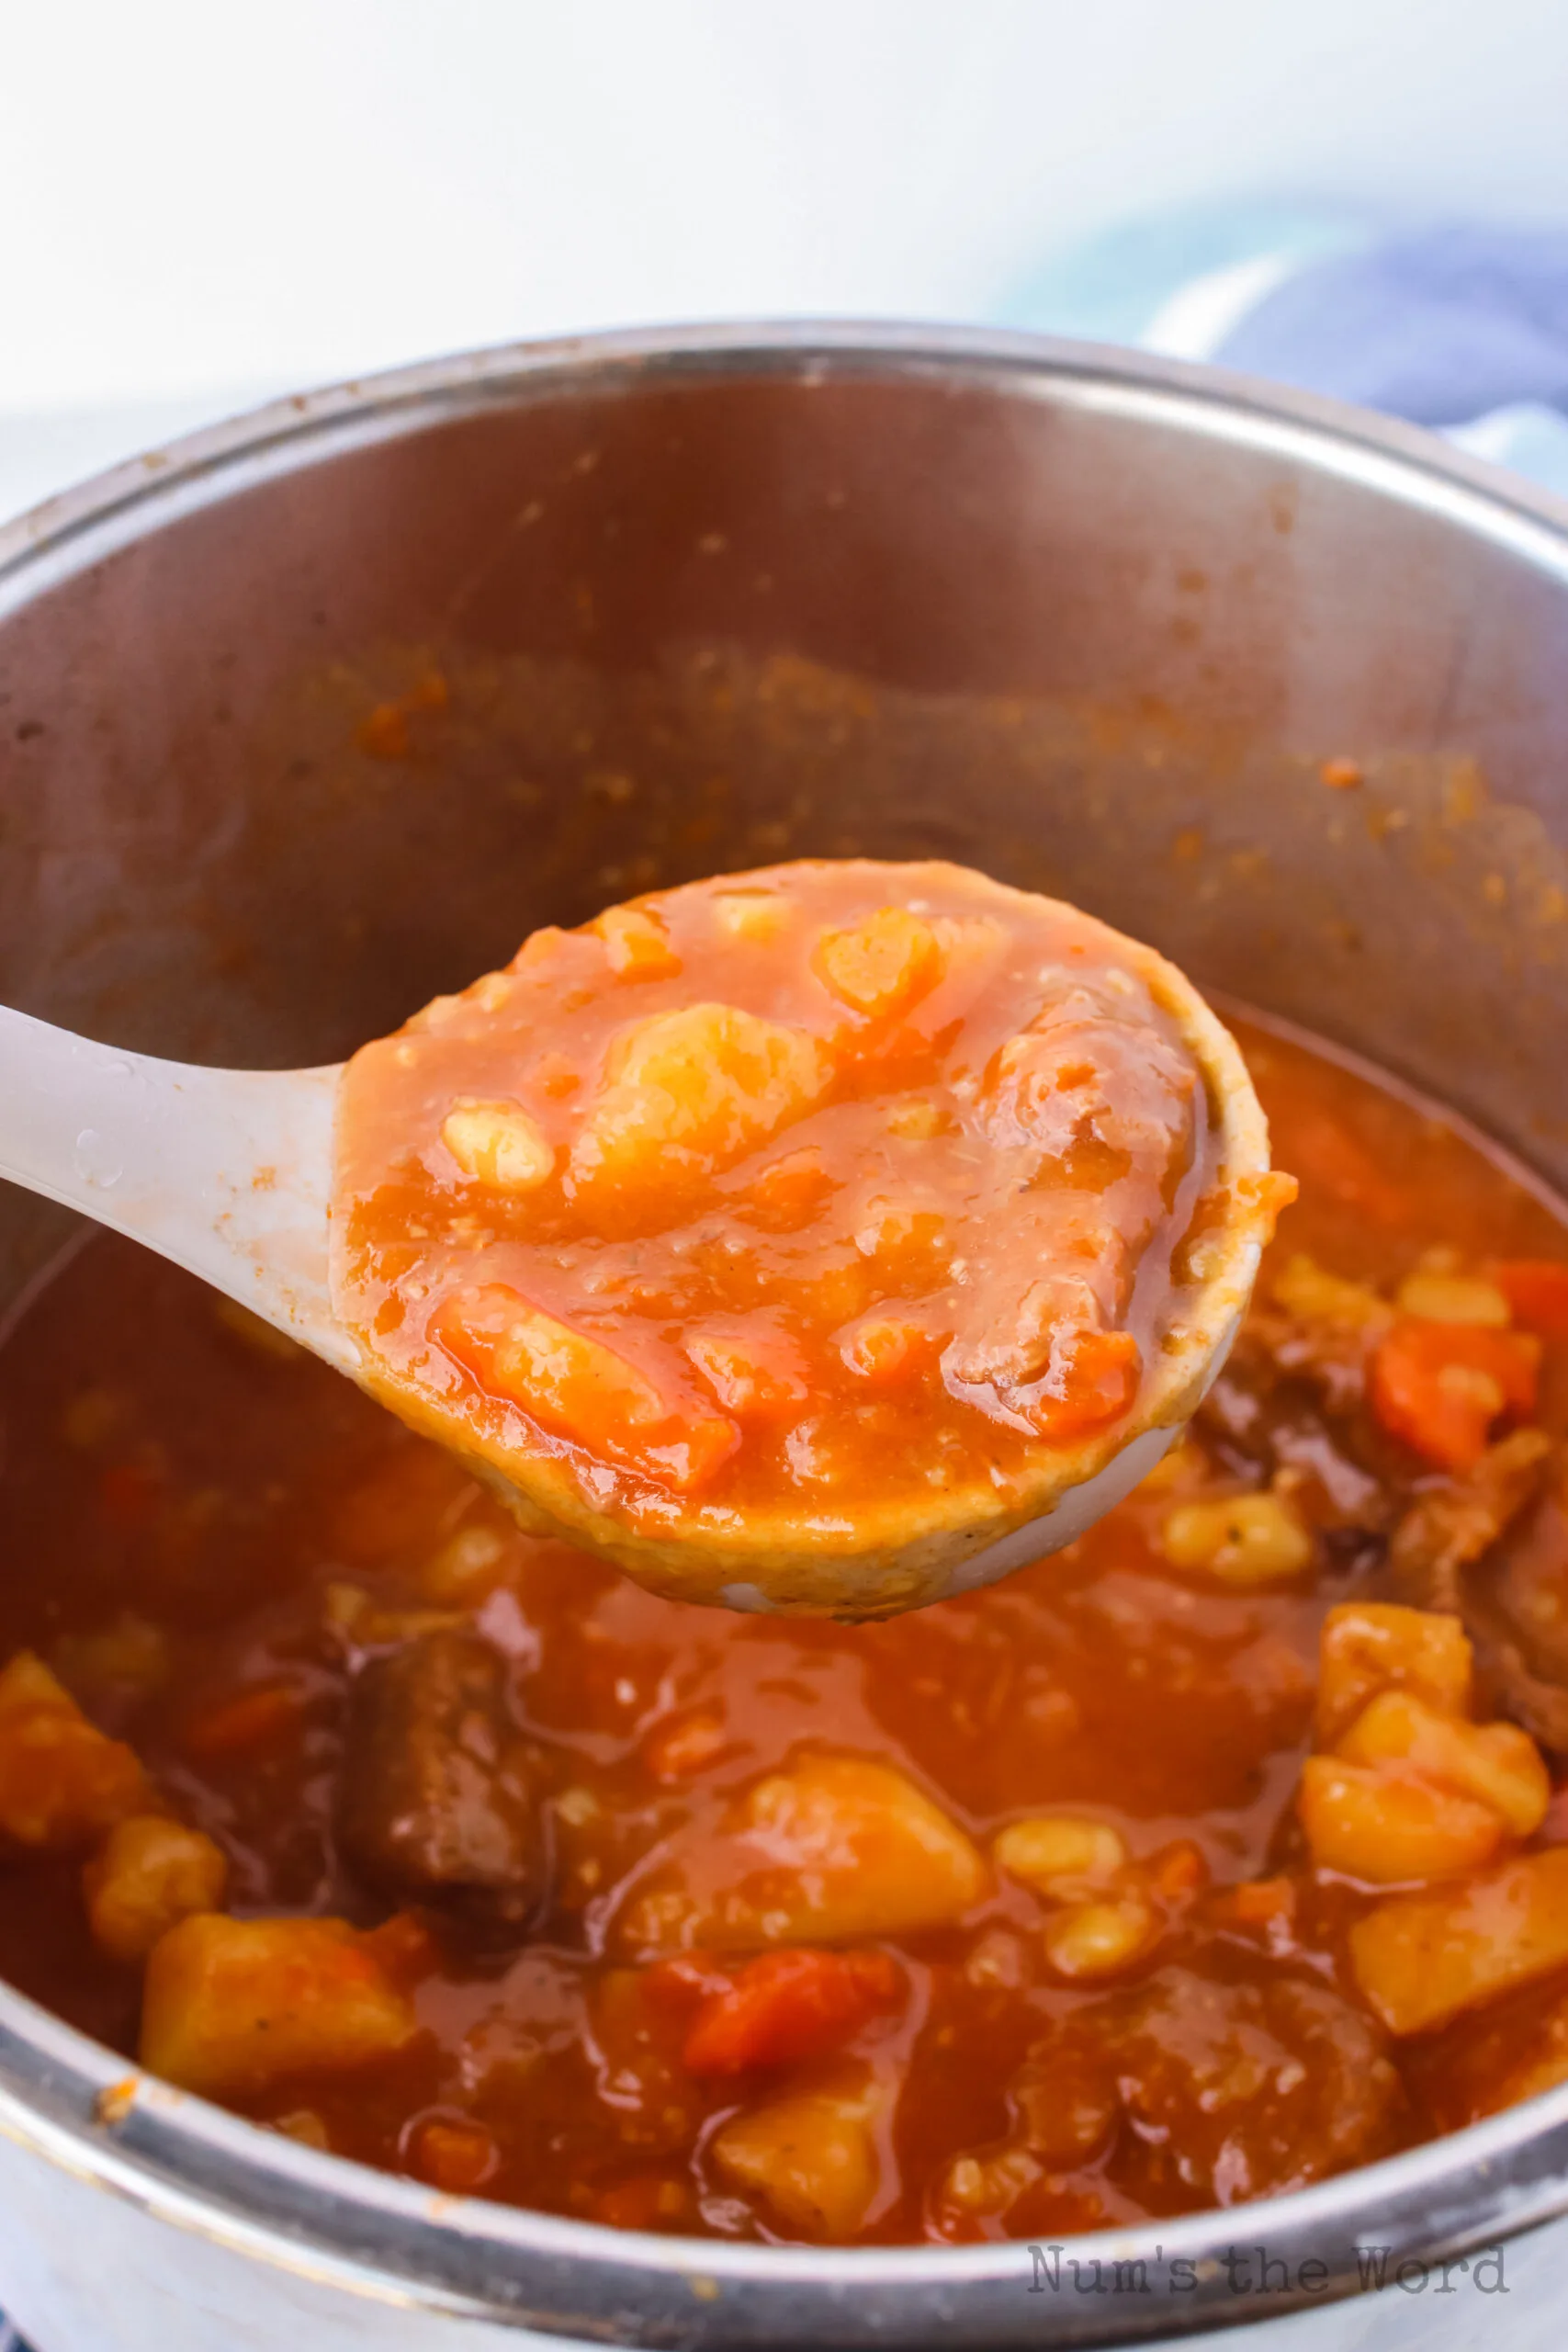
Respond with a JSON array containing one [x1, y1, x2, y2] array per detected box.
[[180, 1683, 301, 1760], [1025, 1329, 1141, 1443], [434, 1283, 738, 1494], [1491, 1260, 1568, 1340], [681, 1947, 901, 2075], [1369, 1318, 1540, 1472]]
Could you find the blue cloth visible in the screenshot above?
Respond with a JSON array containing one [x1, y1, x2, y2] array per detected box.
[[998, 205, 1568, 500]]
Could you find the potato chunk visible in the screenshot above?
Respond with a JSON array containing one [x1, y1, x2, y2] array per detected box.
[[1314, 1602, 1472, 1748], [570, 1003, 829, 1198], [593, 903, 682, 981], [1336, 1690, 1549, 1838], [141, 1915, 419, 2098], [620, 1753, 987, 1951], [1298, 1757, 1505, 1884], [709, 2079, 881, 2240], [1350, 1849, 1568, 2035], [815, 908, 943, 1020], [440, 1098, 554, 1190], [85, 1815, 229, 1962], [0, 1653, 147, 1849]]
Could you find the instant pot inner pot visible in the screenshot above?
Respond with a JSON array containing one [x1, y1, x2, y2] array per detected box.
[[2, 356, 1568, 1301]]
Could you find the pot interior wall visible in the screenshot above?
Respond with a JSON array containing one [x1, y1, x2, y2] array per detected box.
[[3, 356, 1567, 1313]]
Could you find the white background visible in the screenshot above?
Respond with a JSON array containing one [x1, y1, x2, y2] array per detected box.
[[4, 0, 1568, 518]]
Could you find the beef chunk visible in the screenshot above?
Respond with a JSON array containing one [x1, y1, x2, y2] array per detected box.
[[1034, 1961, 1405, 2207], [336, 1629, 546, 1931], [1456, 1452, 1568, 1751], [1198, 1321, 1391, 1536]]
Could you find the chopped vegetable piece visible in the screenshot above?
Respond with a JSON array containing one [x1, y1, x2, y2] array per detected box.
[[619, 1753, 988, 1951], [679, 1947, 901, 2075], [180, 1683, 302, 1759], [1350, 1849, 1568, 2034], [685, 1325, 808, 1419], [84, 1815, 228, 1962], [434, 1283, 738, 1493], [1271, 1254, 1392, 1331], [1393, 1272, 1510, 1327], [0, 1653, 147, 1849], [1021, 1328, 1142, 1445], [709, 2081, 881, 2240], [440, 1099, 555, 1190], [815, 907, 944, 1020], [1369, 1318, 1540, 1471], [1335, 1690, 1549, 1838], [1315, 1603, 1474, 1748], [141, 1915, 419, 2098], [1491, 1259, 1568, 1340], [1298, 1756, 1506, 1883], [593, 903, 682, 981], [570, 1001, 829, 1197]]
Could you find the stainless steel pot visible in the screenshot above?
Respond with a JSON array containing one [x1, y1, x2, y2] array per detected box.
[[3, 324, 1568, 2352]]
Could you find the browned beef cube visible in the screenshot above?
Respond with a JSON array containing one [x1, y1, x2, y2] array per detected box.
[[335, 1629, 546, 1931]]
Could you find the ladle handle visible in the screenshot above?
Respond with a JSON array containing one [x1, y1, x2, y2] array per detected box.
[[0, 1006, 352, 1365]]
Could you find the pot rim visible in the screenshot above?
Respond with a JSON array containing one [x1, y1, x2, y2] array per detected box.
[[5, 320, 1568, 2346]]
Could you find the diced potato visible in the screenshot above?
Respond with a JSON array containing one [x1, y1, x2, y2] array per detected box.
[[992, 1815, 1126, 1894], [570, 1002, 829, 1193], [434, 1283, 737, 1493], [594, 904, 682, 982], [141, 1915, 419, 2098], [620, 1754, 987, 1951], [1161, 1492, 1313, 1585], [709, 2081, 880, 2240], [885, 1097, 944, 1141], [0, 1653, 148, 1849], [440, 1098, 555, 1191], [1042, 1896, 1157, 1980], [1351, 1849, 1568, 2035], [815, 907, 944, 1022], [1272, 1254, 1393, 1331], [84, 1815, 229, 1963], [727, 1756, 987, 1941], [1336, 1690, 1550, 1838], [1315, 1602, 1472, 1749], [1394, 1272, 1511, 1328], [1298, 1757, 1504, 1884], [713, 891, 792, 944]]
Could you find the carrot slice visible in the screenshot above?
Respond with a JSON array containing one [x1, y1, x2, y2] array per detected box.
[[1491, 1260, 1568, 1340], [434, 1284, 738, 1494], [680, 1947, 902, 2075], [1024, 1328, 1141, 1443], [1369, 1318, 1540, 1472], [180, 1683, 301, 1759]]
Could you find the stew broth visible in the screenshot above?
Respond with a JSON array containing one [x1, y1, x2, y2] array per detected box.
[[0, 1018, 1566, 2244]]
